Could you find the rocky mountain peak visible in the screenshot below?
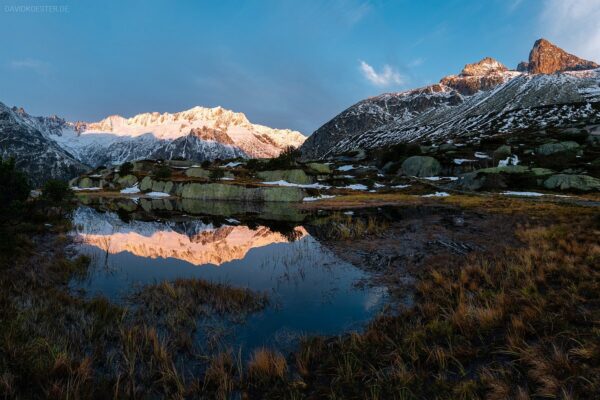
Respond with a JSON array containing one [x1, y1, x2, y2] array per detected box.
[[518, 38, 599, 74], [460, 57, 507, 76], [439, 57, 512, 96]]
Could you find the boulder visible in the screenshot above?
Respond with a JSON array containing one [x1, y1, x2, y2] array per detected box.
[[78, 177, 94, 188], [139, 176, 154, 191], [180, 183, 306, 202], [306, 163, 331, 174], [493, 145, 511, 160], [543, 174, 600, 191], [256, 169, 313, 184], [536, 141, 580, 156], [185, 167, 211, 179], [400, 156, 441, 177], [117, 174, 138, 188], [456, 166, 554, 191], [151, 180, 166, 192]]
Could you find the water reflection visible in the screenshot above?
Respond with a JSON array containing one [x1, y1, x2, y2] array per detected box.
[[71, 206, 386, 351], [74, 208, 307, 266]]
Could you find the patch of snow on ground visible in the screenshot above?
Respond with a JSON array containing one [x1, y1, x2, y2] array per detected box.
[[303, 195, 336, 202], [120, 184, 140, 194], [498, 155, 519, 167], [261, 180, 330, 189], [475, 152, 490, 159], [71, 186, 101, 191], [501, 191, 544, 197], [220, 177, 234, 181], [374, 183, 385, 188], [226, 218, 240, 224], [392, 184, 411, 189], [454, 159, 476, 165], [422, 192, 450, 197], [339, 184, 368, 191], [343, 211, 354, 215], [222, 162, 242, 168], [146, 192, 170, 197], [337, 165, 354, 171], [423, 176, 458, 181]]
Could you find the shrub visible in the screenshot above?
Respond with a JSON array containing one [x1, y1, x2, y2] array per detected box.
[[263, 146, 300, 170], [210, 169, 225, 180], [42, 179, 74, 204], [153, 166, 172, 179], [201, 160, 211, 169], [119, 161, 134, 175], [0, 157, 30, 222], [373, 143, 422, 167]]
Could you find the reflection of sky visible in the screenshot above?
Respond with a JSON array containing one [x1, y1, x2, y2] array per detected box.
[[71, 207, 387, 350]]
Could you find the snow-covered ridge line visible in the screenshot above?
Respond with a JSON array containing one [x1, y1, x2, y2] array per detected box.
[[11, 105, 307, 168]]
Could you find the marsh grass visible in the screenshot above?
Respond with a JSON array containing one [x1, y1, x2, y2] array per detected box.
[[282, 214, 600, 399], [2, 194, 599, 399], [314, 212, 389, 240], [128, 279, 269, 339]]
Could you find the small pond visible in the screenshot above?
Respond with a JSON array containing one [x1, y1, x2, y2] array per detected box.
[[70, 204, 386, 353]]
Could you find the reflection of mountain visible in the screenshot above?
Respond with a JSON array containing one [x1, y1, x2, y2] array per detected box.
[[73, 207, 307, 266]]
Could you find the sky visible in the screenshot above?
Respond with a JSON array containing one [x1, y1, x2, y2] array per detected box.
[[1, 0, 599, 135]]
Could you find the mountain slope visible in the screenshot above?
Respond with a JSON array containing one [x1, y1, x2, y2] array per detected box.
[[0, 103, 88, 186], [301, 39, 600, 159], [46, 106, 306, 166]]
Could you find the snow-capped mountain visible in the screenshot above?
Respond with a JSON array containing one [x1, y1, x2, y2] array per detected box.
[[301, 39, 600, 159], [26, 106, 306, 167], [0, 103, 88, 185]]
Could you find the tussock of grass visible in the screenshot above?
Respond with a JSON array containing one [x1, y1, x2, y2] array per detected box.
[[129, 279, 269, 335], [312, 212, 389, 240]]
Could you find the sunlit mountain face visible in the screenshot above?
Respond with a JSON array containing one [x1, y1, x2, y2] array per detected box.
[[73, 207, 307, 266]]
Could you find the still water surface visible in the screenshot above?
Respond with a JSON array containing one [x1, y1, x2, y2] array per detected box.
[[70, 206, 385, 351]]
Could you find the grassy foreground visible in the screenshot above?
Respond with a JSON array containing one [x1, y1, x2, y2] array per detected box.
[[1, 182, 598, 398]]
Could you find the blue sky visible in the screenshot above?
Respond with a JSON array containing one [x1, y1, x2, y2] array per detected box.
[[1, 0, 599, 134]]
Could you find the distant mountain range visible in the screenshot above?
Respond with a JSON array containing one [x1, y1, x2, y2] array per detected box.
[[0, 104, 305, 185], [301, 39, 600, 159]]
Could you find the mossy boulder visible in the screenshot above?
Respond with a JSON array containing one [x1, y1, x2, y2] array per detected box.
[[536, 141, 580, 156], [306, 163, 331, 174], [457, 166, 554, 191], [117, 174, 138, 188], [180, 183, 306, 202], [400, 156, 441, 177], [493, 145, 511, 160], [543, 174, 600, 191], [185, 167, 211, 179], [78, 177, 94, 188], [256, 169, 313, 184], [139, 176, 154, 191]]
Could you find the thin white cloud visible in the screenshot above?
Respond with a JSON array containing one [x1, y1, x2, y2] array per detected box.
[[359, 60, 404, 86], [539, 0, 600, 61], [8, 58, 50, 75], [507, 0, 523, 12], [408, 57, 424, 68]]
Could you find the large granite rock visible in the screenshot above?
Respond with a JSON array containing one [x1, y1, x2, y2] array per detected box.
[[536, 141, 580, 156], [457, 166, 554, 191], [543, 174, 600, 191], [180, 183, 306, 202], [256, 169, 313, 184], [185, 167, 211, 179], [400, 156, 442, 177], [306, 163, 331, 174], [116, 174, 138, 188]]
